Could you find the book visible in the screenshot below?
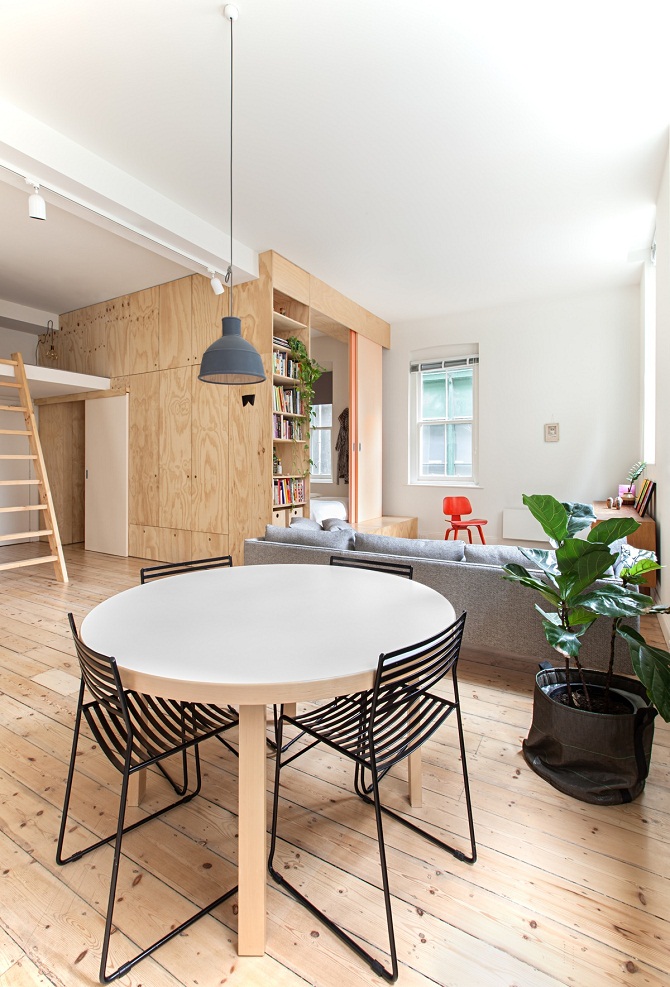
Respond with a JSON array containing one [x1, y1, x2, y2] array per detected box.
[[637, 480, 655, 518]]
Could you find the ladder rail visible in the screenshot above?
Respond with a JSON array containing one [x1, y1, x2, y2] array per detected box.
[[0, 354, 68, 582]]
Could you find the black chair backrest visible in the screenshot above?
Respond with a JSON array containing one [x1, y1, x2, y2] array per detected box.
[[329, 555, 413, 580], [140, 555, 233, 584], [369, 613, 467, 756], [68, 613, 128, 721]]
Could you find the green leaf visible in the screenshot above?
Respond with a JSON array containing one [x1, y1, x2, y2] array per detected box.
[[555, 543, 617, 598], [619, 558, 661, 587], [522, 494, 569, 543], [541, 620, 585, 658], [577, 587, 649, 619], [502, 564, 561, 606], [587, 517, 639, 546], [519, 548, 559, 577], [618, 625, 670, 721], [562, 501, 597, 537]]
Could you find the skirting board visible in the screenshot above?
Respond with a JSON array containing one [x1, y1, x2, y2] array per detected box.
[[502, 507, 545, 542]]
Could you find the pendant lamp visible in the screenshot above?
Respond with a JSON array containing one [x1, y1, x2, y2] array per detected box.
[[199, 4, 266, 386]]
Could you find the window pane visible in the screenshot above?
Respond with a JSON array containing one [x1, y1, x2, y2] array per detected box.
[[447, 369, 473, 419], [310, 429, 332, 477], [447, 422, 472, 476], [312, 404, 332, 427], [420, 372, 446, 419], [419, 423, 446, 476]]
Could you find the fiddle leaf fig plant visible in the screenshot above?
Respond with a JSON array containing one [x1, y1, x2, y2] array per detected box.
[[502, 493, 670, 720]]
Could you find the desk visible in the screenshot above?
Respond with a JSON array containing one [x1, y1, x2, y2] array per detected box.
[[592, 501, 657, 588], [81, 563, 455, 956]]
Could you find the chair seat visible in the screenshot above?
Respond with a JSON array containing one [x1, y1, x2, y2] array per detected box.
[[287, 689, 454, 778], [84, 695, 238, 775], [450, 518, 487, 528]]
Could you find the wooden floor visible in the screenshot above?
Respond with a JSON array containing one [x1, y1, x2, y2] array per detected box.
[[0, 544, 668, 987]]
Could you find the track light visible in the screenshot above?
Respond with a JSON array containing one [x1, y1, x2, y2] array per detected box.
[[26, 179, 46, 221], [208, 268, 225, 295]]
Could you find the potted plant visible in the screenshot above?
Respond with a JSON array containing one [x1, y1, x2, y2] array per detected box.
[[503, 494, 670, 804], [287, 336, 324, 476], [621, 460, 646, 504]]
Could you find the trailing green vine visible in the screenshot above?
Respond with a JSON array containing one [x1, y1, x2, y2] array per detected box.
[[287, 336, 324, 476]]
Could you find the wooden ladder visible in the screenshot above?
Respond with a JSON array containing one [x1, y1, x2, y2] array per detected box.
[[0, 353, 68, 581]]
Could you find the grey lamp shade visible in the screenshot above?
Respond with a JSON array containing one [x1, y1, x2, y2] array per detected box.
[[198, 316, 266, 384]]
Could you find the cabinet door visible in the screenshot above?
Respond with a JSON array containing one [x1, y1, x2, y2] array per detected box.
[[85, 395, 129, 556], [350, 332, 382, 523]]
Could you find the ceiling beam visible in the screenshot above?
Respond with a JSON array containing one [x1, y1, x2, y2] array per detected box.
[[0, 98, 258, 284]]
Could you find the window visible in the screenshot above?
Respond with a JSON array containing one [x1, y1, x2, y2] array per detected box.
[[409, 355, 479, 483], [310, 403, 332, 479]]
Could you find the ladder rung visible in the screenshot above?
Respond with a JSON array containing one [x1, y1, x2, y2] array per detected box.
[[0, 405, 27, 413], [0, 530, 52, 542], [0, 381, 21, 388], [0, 555, 58, 572], [0, 455, 37, 460], [0, 428, 32, 436], [0, 358, 19, 367], [0, 505, 47, 513], [0, 479, 41, 486]]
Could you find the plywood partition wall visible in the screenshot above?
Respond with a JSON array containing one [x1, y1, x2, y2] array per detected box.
[[37, 254, 389, 564]]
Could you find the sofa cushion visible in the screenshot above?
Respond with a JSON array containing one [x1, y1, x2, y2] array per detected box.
[[289, 517, 323, 530], [463, 543, 546, 568], [613, 543, 657, 578], [354, 532, 465, 561], [322, 517, 354, 531], [265, 524, 355, 550]]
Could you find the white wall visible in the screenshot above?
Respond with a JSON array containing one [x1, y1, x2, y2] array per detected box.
[[383, 286, 642, 541], [649, 141, 669, 642]]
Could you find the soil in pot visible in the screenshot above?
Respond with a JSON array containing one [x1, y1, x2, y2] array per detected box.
[[549, 683, 635, 716]]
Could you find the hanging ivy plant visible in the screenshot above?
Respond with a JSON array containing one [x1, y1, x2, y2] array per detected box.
[[287, 336, 324, 475]]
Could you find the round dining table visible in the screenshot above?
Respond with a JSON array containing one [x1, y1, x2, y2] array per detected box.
[[81, 563, 456, 956]]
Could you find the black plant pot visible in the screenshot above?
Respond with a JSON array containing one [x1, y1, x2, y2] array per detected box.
[[523, 668, 657, 805]]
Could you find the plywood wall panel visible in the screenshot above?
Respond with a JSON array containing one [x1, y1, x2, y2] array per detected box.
[[191, 366, 228, 534], [106, 295, 130, 378], [128, 371, 160, 526], [128, 287, 159, 375], [159, 366, 191, 531], [158, 526, 192, 563], [310, 275, 390, 349], [191, 530, 230, 559], [269, 252, 310, 305], [192, 273, 228, 365], [129, 523, 160, 561], [159, 278, 192, 371], [38, 403, 72, 544], [227, 252, 273, 563]]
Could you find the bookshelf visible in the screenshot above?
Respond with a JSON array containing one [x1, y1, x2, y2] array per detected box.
[[272, 298, 310, 524]]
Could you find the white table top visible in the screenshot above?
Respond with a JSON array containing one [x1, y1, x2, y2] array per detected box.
[[81, 564, 456, 705]]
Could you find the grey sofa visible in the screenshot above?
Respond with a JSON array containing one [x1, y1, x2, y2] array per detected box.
[[244, 524, 636, 673]]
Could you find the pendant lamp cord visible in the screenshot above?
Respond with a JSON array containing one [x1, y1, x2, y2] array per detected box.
[[228, 15, 234, 318]]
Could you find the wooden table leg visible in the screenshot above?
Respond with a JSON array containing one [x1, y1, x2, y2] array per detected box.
[[408, 749, 423, 808], [237, 703, 267, 955]]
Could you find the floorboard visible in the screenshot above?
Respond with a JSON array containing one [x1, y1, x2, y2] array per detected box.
[[0, 544, 668, 987]]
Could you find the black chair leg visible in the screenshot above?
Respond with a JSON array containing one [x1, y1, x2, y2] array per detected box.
[[268, 710, 398, 983]]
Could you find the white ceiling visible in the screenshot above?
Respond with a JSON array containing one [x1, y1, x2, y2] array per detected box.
[[0, 0, 668, 326]]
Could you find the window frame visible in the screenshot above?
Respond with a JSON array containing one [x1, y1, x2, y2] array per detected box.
[[409, 355, 479, 486], [310, 403, 333, 482]]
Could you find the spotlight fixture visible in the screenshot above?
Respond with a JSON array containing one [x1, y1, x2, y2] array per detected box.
[[199, 5, 266, 386], [26, 179, 46, 221], [208, 268, 225, 295]]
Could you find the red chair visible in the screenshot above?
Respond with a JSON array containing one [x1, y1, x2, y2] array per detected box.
[[443, 496, 488, 543]]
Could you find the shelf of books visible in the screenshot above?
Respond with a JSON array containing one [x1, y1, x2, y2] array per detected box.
[[272, 298, 311, 524]]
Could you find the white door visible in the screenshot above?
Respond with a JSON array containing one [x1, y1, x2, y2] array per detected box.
[[85, 395, 128, 556]]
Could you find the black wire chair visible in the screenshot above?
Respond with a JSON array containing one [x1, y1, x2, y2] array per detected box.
[[139, 554, 233, 583], [268, 612, 476, 983], [57, 614, 239, 984], [139, 556, 239, 756], [329, 554, 414, 580]]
